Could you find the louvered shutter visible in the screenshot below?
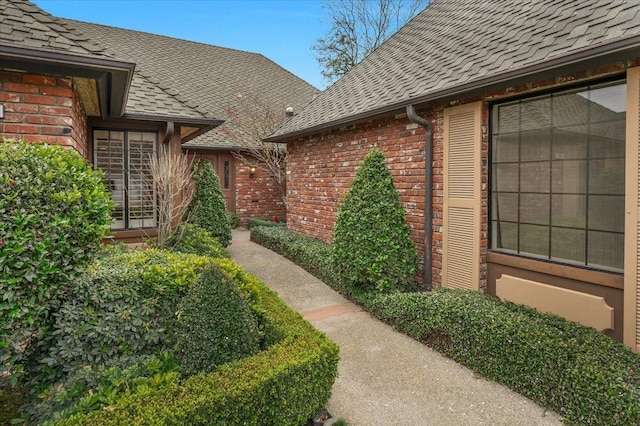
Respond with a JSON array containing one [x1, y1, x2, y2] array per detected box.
[[625, 67, 640, 352], [94, 130, 126, 229], [442, 102, 482, 290], [127, 132, 157, 228]]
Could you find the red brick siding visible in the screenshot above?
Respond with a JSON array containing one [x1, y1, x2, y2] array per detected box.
[[286, 60, 637, 288], [0, 71, 88, 156], [235, 159, 287, 224]]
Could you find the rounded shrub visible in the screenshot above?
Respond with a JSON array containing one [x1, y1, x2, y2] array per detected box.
[[332, 147, 418, 292], [185, 159, 232, 247], [167, 223, 228, 258], [0, 139, 113, 373], [173, 266, 261, 375], [22, 248, 212, 423]]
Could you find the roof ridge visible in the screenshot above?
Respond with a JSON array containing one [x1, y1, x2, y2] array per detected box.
[[61, 17, 265, 58]]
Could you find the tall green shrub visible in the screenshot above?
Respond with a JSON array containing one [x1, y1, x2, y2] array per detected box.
[[0, 139, 113, 375], [185, 160, 232, 247], [332, 147, 418, 292]]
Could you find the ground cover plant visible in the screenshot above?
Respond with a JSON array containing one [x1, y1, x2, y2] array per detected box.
[[332, 147, 418, 292], [250, 225, 640, 425]]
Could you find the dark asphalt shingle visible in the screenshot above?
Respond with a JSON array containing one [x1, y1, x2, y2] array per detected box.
[[66, 19, 319, 149], [271, 0, 640, 139]]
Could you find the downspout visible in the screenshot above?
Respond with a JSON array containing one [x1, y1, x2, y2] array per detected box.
[[406, 105, 433, 289], [162, 121, 175, 155]]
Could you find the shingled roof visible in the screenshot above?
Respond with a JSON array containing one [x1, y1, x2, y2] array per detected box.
[[0, 0, 217, 125], [66, 19, 319, 149], [268, 0, 640, 141]]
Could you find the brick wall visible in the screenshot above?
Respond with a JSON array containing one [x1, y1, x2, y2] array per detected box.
[[0, 71, 88, 156], [286, 60, 637, 288], [235, 159, 287, 224]]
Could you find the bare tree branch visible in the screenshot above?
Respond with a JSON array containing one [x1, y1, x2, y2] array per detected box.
[[221, 90, 289, 206], [146, 146, 195, 248], [313, 0, 429, 83]]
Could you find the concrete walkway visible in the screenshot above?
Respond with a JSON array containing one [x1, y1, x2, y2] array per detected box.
[[227, 228, 563, 426]]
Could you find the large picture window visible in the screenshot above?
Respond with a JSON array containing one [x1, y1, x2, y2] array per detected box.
[[491, 81, 626, 272], [93, 129, 158, 230]]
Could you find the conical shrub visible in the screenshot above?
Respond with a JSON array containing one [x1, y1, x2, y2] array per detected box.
[[185, 160, 232, 247], [332, 147, 418, 292]]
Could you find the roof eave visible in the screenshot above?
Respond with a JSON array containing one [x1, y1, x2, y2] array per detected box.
[[0, 42, 135, 119], [265, 34, 640, 142], [121, 112, 224, 143]]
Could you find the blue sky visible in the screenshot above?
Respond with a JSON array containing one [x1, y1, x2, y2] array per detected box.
[[32, 0, 330, 89]]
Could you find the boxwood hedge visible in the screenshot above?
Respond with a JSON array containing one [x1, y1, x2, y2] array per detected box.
[[249, 225, 640, 426], [247, 217, 286, 229], [57, 258, 339, 425]]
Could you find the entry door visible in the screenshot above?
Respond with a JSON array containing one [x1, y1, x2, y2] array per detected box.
[[442, 102, 482, 290], [196, 152, 235, 212]]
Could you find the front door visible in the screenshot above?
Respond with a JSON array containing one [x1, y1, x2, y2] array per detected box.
[[194, 152, 235, 212]]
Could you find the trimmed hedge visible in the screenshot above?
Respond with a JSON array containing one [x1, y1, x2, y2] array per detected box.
[[57, 259, 339, 425], [367, 289, 640, 425], [249, 225, 640, 425], [250, 226, 338, 290], [247, 217, 286, 229]]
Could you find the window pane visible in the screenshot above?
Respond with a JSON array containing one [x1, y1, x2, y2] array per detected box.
[[551, 227, 585, 264], [552, 126, 588, 160], [492, 221, 517, 252], [520, 161, 550, 193], [519, 224, 549, 258], [553, 92, 588, 127], [520, 130, 550, 161], [520, 97, 550, 131], [520, 193, 549, 225], [551, 194, 586, 228], [493, 133, 519, 163], [223, 161, 230, 189], [93, 130, 125, 229], [589, 195, 624, 233], [588, 231, 623, 271], [551, 160, 587, 193], [590, 123, 625, 159], [492, 192, 518, 222], [493, 164, 519, 192], [496, 103, 520, 134], [588, 158, 624, 195], [128, 132, 157, 228], [491, 80, 625, 271]]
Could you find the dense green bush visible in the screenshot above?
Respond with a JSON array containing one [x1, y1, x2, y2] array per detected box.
[[58, 266, 340, 425], [228, 211, 240, 228], [247, 217, 286, 229], [185, 160, 232, 247], [332, 147, 418, 292], [0, 139, 113, 376], [174, 266, 261, 375], [167, 223, 228, 258], [368, 289, 640, 425], [22, 248, 215, 422]]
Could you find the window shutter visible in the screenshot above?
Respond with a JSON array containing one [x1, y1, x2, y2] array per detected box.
[[127, 132, 157, 229], [442, 102, 482, 290], [625, 67, 640, 352], [94, 130, 125, 229]]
